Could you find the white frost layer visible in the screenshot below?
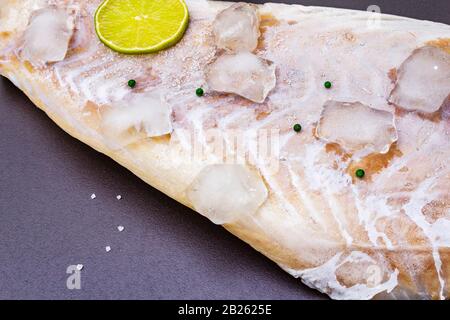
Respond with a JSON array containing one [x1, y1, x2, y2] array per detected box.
[[316, 101, 398, 155], [389, 46, 450, 113], [206, 52, 276, 103], [21, 6, 74, 65], [432, 218, 450, 247], [186, 164, 268, 225], [213, 3, 260, 53], [284, 252, 399, 300]]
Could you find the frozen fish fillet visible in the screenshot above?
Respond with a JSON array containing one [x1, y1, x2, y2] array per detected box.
[[0, 0, 450, 299]]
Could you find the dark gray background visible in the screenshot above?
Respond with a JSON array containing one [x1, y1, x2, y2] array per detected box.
[[0, 1, 448, 300]]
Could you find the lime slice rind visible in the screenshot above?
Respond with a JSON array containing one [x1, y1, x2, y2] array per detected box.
[[94, 0, 189, 54]]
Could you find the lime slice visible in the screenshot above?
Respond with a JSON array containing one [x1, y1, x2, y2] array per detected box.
[[95, 0, 189, 54]]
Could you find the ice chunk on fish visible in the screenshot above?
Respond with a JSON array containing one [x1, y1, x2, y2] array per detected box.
[[205, 52, 276, 103], [186, 164, 268, 225], [316, 101, 398, 155], [212, 3, 260, 52], [101, 91, 173, 147], [21, 7, 74, 65], [389, 46, 450, 113]]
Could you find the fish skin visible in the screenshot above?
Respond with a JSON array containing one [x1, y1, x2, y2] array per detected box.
[[1, 0, 450, 300]]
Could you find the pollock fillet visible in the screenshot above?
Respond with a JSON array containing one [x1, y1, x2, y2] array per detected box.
[[1, 0, 450, 300]]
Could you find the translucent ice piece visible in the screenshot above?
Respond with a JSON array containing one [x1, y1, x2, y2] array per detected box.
[[213, 3, 260, 53], [21, 7, 74, 65], [316, 101, 398, 155], [389, 46, 450, 113], [205, 52, 276, 103]]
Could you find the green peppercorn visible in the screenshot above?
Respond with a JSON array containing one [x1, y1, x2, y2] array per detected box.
[[128, 79, 137, 88], [196, 88, 204, 97], [293, 124, 302, 133], [355, 169, 365, 179]]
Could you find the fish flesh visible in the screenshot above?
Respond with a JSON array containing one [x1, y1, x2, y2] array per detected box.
[[1, 0, 450, 300]]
